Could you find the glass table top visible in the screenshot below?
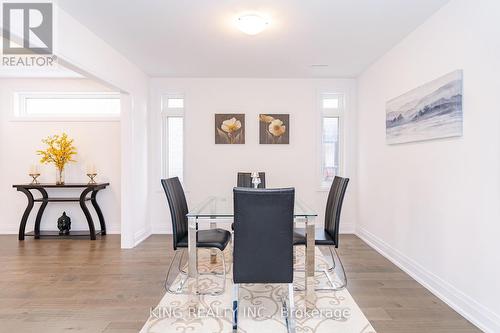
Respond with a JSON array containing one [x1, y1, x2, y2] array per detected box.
[[187, 196, 317, 218]]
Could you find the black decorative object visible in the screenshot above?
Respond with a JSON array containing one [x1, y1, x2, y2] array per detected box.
[[57, 212, 71, 235]]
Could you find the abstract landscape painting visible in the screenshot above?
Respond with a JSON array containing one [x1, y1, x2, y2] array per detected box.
[[215, 114, 245, 144], [259, 114, 290, 144], [386, 70, 463, 144]]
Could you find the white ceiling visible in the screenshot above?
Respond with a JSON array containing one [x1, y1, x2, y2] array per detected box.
[[56, 0, 449, 78]]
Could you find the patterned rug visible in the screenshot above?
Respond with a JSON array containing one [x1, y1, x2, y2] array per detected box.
[[141, 247, 376, 333]]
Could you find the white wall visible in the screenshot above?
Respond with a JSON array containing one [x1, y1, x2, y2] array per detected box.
[[356, 0, 500, 331], [149, 78, 357, 234], [53, 5, 150, 248], [0, 78, 121, 234]]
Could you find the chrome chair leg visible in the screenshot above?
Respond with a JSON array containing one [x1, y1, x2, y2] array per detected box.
[[165, 250, 187, 293], [312, 246, 346, 291], [283, 283, 296, 333], [327, 246, 336, 272], [232, 284, 239, 332], [293, 245, 347, 291], [179, 248, 227, 276], [164, 250, 177, 292], [293, 246, 334, 270], [222, 249, 227, 276], [166, 248, 227, 295], [178, 248, 187, 275], [328, 247, 347, 290], [197, 248, 227, 296], [211, 249, 227, 295], [228, 237, 233, 273]]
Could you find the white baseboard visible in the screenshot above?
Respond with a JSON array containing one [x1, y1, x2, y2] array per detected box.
[[134, 226, 151, 247], [340, 223, 355, 234], [151, 225, 171, 234], [105, 227, 121, 234], [356, 226, 500, 333], [0, 228, 18, 234]]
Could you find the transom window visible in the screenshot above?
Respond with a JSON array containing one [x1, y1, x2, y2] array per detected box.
[[15, 92, 121, 119]]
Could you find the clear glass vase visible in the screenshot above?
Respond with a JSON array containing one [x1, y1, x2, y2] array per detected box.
[[56, 167, 65, 185]]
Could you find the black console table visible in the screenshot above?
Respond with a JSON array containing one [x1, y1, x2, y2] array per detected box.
[[13, 183, 109, 240]]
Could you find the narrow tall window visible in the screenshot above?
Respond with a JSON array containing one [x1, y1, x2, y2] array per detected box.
[[161, 95, 184, 182], [320, 93, 344, 188]]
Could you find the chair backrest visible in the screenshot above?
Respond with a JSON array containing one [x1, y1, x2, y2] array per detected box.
[[324, 176, 350, 247], [236, 172, 266, 188], [161, 177, 188, 250], [233, 187, 294, 284]]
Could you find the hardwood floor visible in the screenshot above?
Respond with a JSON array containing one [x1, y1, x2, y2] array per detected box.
[[0, 234, 480, 333], [338, 235, 481, 333]]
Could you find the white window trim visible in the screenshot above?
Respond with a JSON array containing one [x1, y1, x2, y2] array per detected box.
[[161, 93, 185, 183], [319, 92, 345, 191], [12, 92, 121, 122]]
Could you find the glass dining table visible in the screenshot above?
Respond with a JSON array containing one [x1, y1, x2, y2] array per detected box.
[[185, 196, 318, 308]]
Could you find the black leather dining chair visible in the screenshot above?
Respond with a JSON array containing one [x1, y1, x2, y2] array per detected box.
[[232, 187, 296, 333], [236, 172, 266, 188], [231, 172, 267, 231], [161, 177, 231, 295], [293, 176, 349, 290]]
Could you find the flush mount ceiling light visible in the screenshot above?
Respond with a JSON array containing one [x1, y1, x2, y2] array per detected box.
[[236, 14, 269, 35]]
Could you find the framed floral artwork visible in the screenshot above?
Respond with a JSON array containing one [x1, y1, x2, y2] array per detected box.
[[215, 114, 245, 144], [259, 114, 289, 144]]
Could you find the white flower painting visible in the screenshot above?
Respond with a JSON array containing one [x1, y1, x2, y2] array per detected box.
[[259, 114, 290, 144], [386, 70, 463, 144], [215, 114, 245, 144]]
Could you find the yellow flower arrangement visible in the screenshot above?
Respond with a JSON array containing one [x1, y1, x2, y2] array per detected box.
[[37, 133, 77, 184]]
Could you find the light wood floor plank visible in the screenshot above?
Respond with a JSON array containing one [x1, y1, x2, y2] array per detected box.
[[0, 234, 481, 333]]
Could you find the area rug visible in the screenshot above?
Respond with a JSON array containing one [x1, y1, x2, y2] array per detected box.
[[140, 247, 376, 333]]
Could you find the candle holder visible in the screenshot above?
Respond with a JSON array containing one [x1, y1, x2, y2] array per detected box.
[[29, 173, 41, 184], [252, 177, 261, 188], [251, 172, 261, 189], [86, 173, 97, 184]]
